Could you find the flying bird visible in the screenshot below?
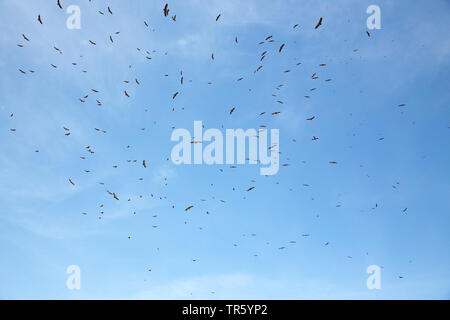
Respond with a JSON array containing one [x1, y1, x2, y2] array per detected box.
[[163, 4, 169, 16], [315, 17, 323, 29]]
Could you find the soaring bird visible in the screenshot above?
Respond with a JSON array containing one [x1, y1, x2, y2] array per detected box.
[[315, 17, 323, 29], [163, 4, 169, 16]]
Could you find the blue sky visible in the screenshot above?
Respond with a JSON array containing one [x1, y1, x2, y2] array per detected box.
[[0, 0, 449, 299]]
